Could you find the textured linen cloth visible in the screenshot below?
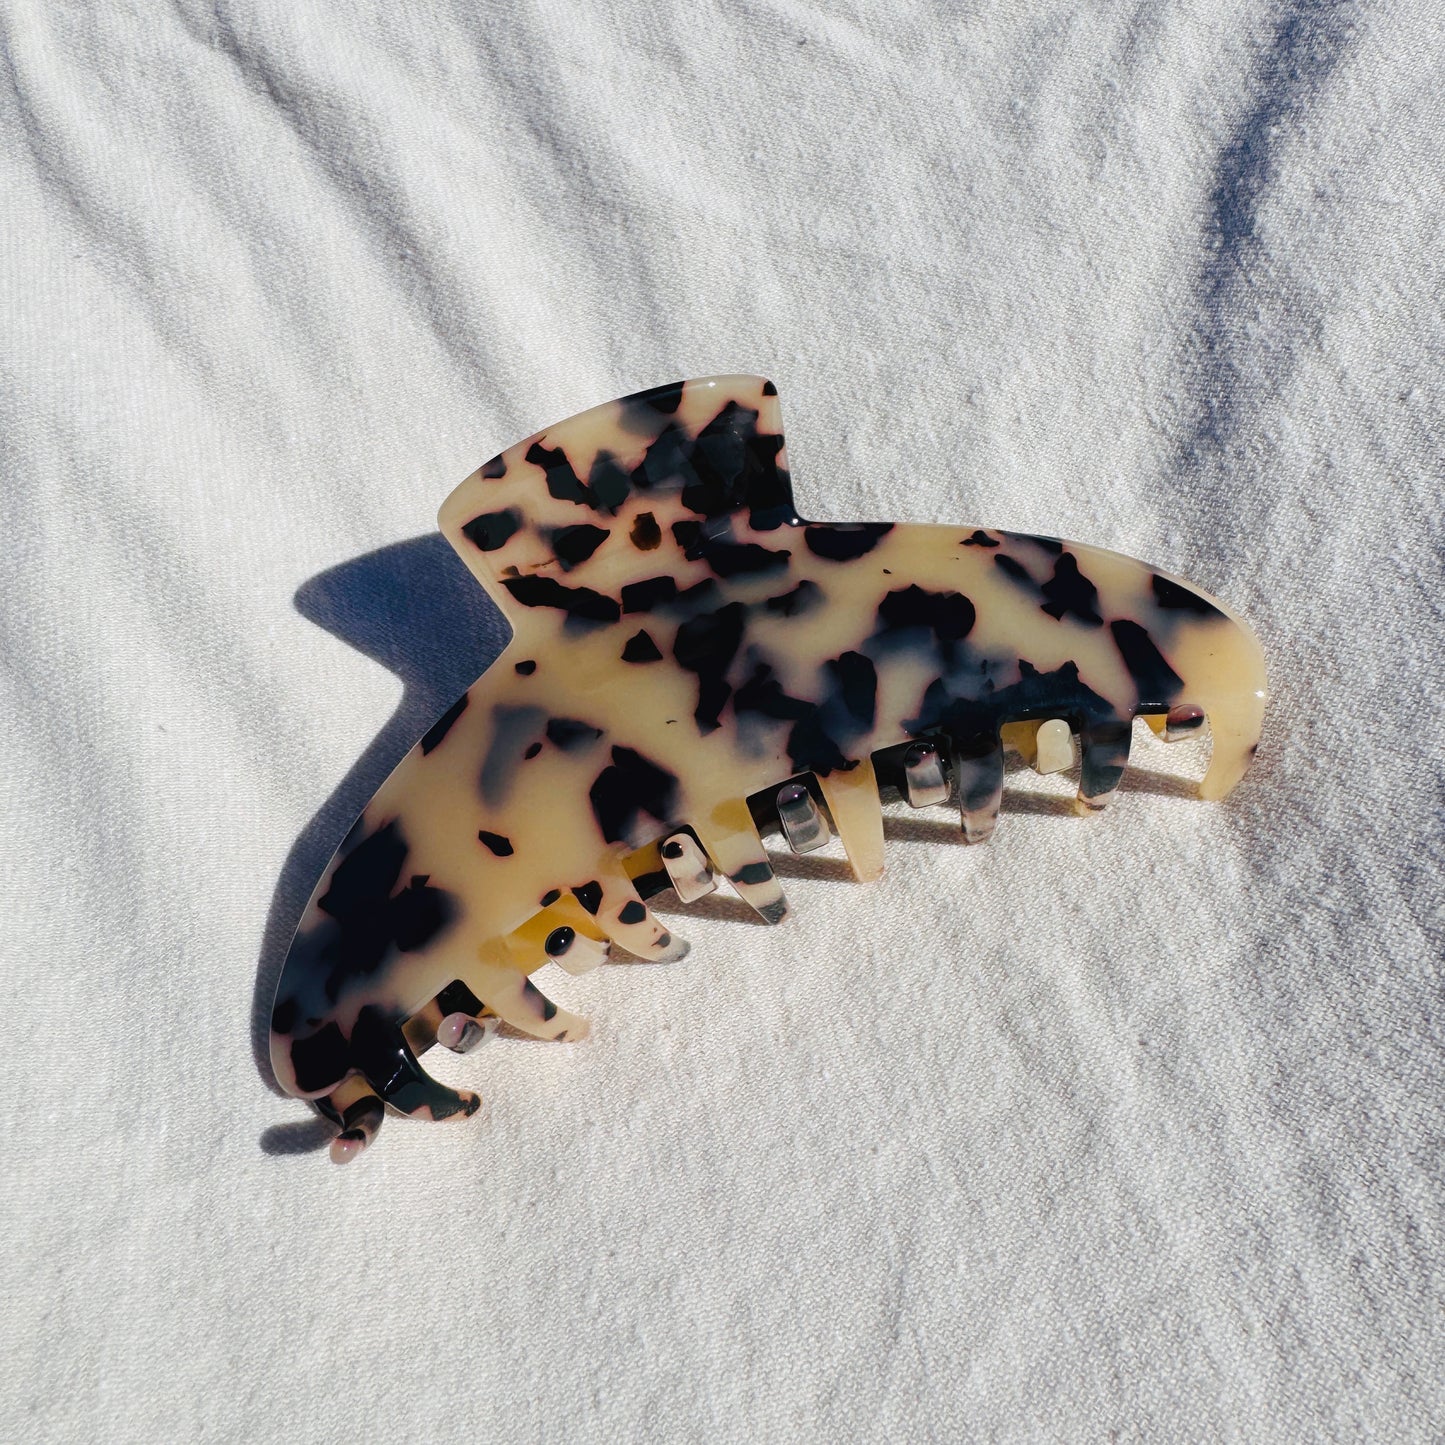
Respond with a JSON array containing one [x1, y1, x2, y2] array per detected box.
[[2, 3, 1442, 1441]]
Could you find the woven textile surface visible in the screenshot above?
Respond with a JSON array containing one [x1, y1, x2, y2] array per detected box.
[[2, 3, 1442, 1440]]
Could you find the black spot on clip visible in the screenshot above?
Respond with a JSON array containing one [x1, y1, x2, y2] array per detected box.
[[279, 820, 462, 1039], [1110, 619, 1185, 705], [764, 580, 823, 617], [588, 745, 680, 845], [420, 693, 469, 754], [544, 926, 575, 957], [462, 508, 521, 552], [803, 523, 892, 561], [503, 575, 621, 624], [731, 862, 773, 886], [290, 1022, 350, 1093], [786, 713, 849, 775], [696, 538, 792, 578], [1040, 553, 1103, 627], [992, 553, 1034, 587], [828, 650, 877, 729], [734, 663, 811, 724], [546, 717, 604, 751], [525, 441, 594, 506], [673, 602, 746, 732], [876, 585, 975, 646], [390, 875, 454, 951], [671, 519, 703, 551], [522, 978, 559, 1022], [630, 512, 662, 550], [588, 451, 631, 512], [623, 380, 683, 415], [480, 704, 546, 805], [549, 523, 609, 570], [1151, 573, 1223, 619], [622, 629, 663, 663], [622, 576, 679, 614]]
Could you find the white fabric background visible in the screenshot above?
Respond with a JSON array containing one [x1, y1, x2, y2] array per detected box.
[[2, 2, 1442, 1440]]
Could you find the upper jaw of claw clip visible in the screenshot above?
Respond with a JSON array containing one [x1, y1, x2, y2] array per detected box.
[[267, 373, 1268, 1159]]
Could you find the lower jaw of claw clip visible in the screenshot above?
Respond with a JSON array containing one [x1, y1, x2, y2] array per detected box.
[[329, 703, 1239, 1163]]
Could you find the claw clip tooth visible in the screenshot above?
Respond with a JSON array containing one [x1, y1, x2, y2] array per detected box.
[[1165, 704, 1207, 743], [1033, 719, 1075, 774], [660, 832, 717, 903], [438, 1012, 499, 1053], [902, 742, 949, 808], [777, 783, 830, 853]]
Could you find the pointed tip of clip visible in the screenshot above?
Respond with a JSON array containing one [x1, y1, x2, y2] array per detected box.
[[329, 1132, 368, 1166]]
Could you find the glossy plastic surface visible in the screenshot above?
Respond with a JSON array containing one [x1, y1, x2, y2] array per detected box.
[[269, 375, 1268, 1161]]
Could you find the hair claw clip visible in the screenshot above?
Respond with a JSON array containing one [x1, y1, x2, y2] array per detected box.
[[270, 375, 1267, 1162]]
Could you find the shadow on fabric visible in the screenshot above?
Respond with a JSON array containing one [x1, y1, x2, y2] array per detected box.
[[252, 533, 510, 1156], [1177, 0, 1357, 556]]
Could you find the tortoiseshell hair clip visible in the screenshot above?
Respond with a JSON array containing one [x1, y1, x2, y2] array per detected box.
[[270, 375, 1267, 1161]]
